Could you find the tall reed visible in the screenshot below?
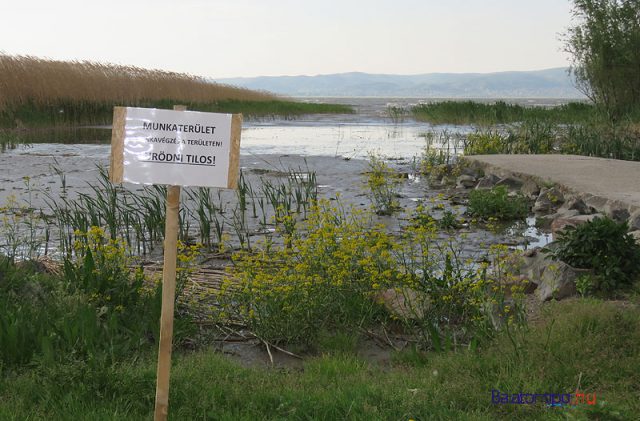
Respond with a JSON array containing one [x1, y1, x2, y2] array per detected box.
[[0, 54, 275, 114]]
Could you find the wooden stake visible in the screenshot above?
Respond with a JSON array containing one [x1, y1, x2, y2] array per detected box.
[[154, 105, 186, 421]]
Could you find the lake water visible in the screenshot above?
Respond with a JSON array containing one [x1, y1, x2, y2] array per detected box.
[[240, 96, 569, 159], [1, 97, 557, 258], [2, 96, 573, 159]]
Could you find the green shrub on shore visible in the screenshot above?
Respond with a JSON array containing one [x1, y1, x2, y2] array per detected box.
[[549, 217, 640, 292], [467, 186, 529, 221]]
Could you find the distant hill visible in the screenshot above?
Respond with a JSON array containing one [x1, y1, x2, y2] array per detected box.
[[215, 68, 584, 98]]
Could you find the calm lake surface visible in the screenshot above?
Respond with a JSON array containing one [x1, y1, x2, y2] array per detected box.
[[240, 97, 569, 159], [4, 97, 574, 160]]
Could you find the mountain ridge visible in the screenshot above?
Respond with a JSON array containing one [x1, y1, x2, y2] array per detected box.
[[214, 68, 584, 98]]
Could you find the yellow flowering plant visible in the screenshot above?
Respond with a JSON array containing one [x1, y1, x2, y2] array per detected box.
[[395, 210, 528, 351], [219, 200, 402, 346], [218, 197, 530, 351], [365, 153, 401, 215], [64, 226, 148, 309]]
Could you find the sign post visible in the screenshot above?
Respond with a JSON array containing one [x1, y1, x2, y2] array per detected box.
[[110, 105, 242, 421]]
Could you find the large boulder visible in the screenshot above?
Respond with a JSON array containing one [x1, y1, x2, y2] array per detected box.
[[603, 201, 630, 223], [551, 214, 603, 238], [533, 187, 565, 214], [559, 197, 592, 215], [583, 195, 609, 211], [519, 248, 581, 301], [534, 261, 583, 301], [521, 180, 541, 200], [456, 174, 477, 189], [475, 174, 500, 189], [536, 209, 580, 229], [629, 210, 640, 231], [495, 176, 524, 191], [459, 165, 483, 179]]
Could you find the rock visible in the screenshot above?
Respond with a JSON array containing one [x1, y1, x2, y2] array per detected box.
[[533, 193, 553, 214], [521, 180, 541, 200], [520, 249, 548, 284], [495, 176, 524, 191], [535, 261, 585, 301], [536, 209, 580, 229], [475, 174, 500, 189], [629, 210, 640, 231], [629, 230, 640, 246], [376, 288, 429, 319], [533, 187, 565, 214], [584, 195, 609, 212], [459, 165, 482, 179], [519, 249, 581, 301], [449, 194, 467, 206], [603, 201, 630, 223], [551, 214, 602, 238], [545, 187, 565, 205], [456, 174, 477, 189], [560, 197, 592, 215]]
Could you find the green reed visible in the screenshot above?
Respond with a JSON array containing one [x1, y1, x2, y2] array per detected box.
[[412, 100, 595, 125], [4, 163, 320, 257]]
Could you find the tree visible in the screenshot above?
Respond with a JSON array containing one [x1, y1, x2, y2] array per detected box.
[[564, 0, 640, 120]]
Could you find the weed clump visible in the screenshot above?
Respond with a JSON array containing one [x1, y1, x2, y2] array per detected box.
[[0, 226, 198, 370], [467, 186, 529, 221], [366, 154, 401, 215]]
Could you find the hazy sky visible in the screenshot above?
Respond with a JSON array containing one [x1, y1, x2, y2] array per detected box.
[[0, 0, 574, 78]]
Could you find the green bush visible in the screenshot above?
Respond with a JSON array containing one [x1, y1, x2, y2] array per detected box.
[[467, 186, 529, 220], [549, 217, 640, 291]]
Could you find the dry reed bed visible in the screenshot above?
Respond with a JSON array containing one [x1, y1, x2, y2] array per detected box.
[[141, 263, 228, 323], [0, 54, 276, 111]]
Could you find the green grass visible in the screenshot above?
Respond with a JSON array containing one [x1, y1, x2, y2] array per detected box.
[[1, 298, 638, 419], [411, 101, 596, 125], [468, 186, 529, 221]]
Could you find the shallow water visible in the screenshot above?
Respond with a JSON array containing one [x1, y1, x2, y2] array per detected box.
[[1, 96, 480, 159], [2, 123, 455, 161], [0, 97, 557, 259], [242, 124, 462, 159]]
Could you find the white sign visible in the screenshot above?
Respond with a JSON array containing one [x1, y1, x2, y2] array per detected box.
[[111, 107, 241, 188]]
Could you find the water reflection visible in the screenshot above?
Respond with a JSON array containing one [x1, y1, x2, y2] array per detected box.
[[6, 123, 472, 161], [241, 124, 429, 158]]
